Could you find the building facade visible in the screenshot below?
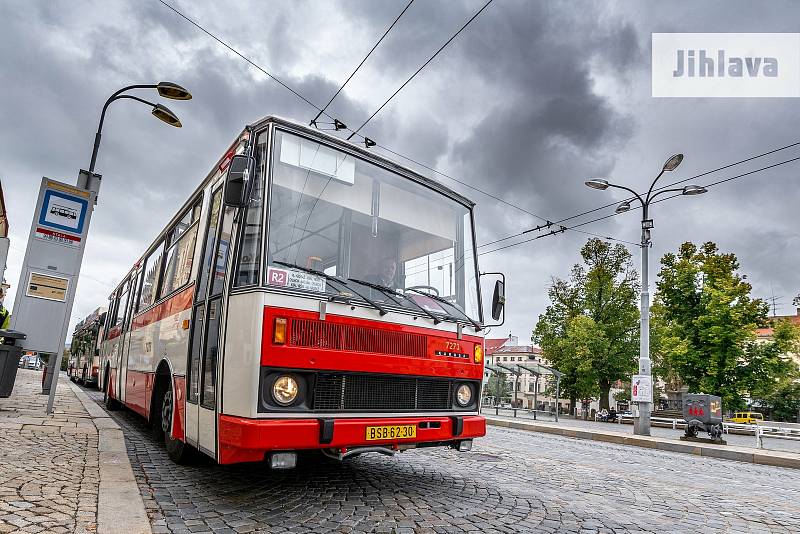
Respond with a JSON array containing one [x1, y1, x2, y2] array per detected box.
[[483, 334, 569, 413]]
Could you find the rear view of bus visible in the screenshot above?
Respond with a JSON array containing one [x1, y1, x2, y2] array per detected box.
[[99, 117, 504, 467]]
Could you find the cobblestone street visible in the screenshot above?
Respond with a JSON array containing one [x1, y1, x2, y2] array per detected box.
[[84, 387, 800, 534]]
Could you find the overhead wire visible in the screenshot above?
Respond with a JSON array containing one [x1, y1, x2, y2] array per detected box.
[[156, 0, 647, 250], [346, 0, 494, 140], [155, 0, 799, 256], [477, 140, 800, 249], [155, 0, 612, 244], [311, 0, 415, 126], [478, 154, 800, 257]]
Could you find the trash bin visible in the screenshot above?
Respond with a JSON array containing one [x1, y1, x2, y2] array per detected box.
[[682, 393, 724, 441], [0, 330, 27, 398]]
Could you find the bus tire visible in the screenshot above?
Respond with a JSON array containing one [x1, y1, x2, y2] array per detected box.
[[103, 369, 120, 411], [159, 388, 194, 464]]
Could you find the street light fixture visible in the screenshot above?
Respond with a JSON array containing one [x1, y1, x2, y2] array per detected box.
[[88, 82, 191, 173], [156, 81, 193, 100], [682, 185, 707, 196], [584, 179, 610, 190], [151, 103, 183, 127], [584, 153, 708, 436], [41, 82, 190, 415]]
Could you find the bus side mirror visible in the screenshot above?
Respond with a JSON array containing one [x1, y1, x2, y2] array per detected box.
[[224, 154, 256, 207], [491, 280, 505, 321], [480, 272, 505, 327]]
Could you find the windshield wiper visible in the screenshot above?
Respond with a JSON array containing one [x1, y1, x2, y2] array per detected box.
[[403, 288, 482, 331], [348, 278, 442, 325], [272, 261, 388, 316]]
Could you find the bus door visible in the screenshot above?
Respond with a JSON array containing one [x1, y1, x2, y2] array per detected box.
[[119, 272, 140, 407], [186, 188, 234, 456], [114, 273, 138, 404], [108, 277, 131, 401]]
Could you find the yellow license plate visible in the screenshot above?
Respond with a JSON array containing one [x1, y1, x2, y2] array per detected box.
[[365, 425, 417, 441]]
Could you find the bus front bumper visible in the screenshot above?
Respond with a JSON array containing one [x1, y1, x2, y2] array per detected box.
[[218, 414, 485, 465]]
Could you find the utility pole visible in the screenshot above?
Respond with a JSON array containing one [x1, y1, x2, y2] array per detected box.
[[585, 154, 708, 436]]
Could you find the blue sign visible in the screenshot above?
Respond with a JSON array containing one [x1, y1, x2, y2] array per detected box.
[[37, 189, 89, 235]]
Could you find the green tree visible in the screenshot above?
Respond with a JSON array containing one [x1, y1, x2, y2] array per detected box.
[[655, 242, 775, 408], [533, 238, 640, 411], [759, 379, 800, 422], [486, 373, 511, 402]]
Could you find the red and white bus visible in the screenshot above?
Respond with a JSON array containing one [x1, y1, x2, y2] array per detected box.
[[68, 307, 106, 387], [98, 116, 504, 467]]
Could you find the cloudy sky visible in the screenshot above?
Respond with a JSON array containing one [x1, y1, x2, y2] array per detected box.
[[2, 0, 799, 343]]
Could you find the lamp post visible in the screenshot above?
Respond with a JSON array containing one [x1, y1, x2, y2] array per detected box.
[[42, 82, 190, 415], [585, 154, 707, 436], [88, 82, 190, 173]]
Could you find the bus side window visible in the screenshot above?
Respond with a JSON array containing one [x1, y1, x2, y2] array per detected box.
[[139, 241, 166, 311], [162, 198, 202, 297], [234, 138, 266, 287]]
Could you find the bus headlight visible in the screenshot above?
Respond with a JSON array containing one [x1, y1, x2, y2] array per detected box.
[[456, 384, 473, 407], [272, 375, 299, 405]]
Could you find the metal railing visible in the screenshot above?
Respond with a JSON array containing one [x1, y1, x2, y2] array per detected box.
[[480, 405, 564, 421]]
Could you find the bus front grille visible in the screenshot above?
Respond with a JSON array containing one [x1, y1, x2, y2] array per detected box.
[[290, 318, 427, 358], [312, 373, 453, 411]]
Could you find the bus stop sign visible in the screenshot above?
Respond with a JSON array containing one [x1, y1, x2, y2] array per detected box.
[[11, 178, 95, 354]]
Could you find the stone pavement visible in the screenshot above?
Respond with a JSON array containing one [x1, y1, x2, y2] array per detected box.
[[82, 385, 800, 533], [480, 408, 800, 454], [0, 369, 149, 534], [484, 415, 800, 469]]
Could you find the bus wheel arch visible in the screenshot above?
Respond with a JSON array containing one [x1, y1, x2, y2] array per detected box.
[[150, 360, 173, 443], [151, 359, 194, 464], [102, 363, 119, 410]]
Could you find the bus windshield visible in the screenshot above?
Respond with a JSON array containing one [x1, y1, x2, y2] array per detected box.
[[265, 130, 481, 323]]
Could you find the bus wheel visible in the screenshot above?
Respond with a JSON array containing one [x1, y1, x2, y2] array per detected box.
[[103, 371, 120, 411], [159, 388, 194, 464]]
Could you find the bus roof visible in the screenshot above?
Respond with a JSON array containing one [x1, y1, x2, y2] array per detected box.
[[107, 115, 477, 296], [249, 115, 476, 208]]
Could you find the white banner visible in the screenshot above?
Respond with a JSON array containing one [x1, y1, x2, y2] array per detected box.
[[631, 375, 652, 403], [652, 33, 800, 97]]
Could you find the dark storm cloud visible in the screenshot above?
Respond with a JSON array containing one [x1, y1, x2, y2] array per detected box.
[[1, 0, 798, 339]]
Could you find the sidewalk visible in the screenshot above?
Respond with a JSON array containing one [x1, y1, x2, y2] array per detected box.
[[0, 369, 150, 534], [486, 414, 800, 469]]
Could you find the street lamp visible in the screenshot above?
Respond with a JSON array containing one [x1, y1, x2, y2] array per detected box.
[[88, 82, 191, 173], [584, 154, 707, 436], [41, 82, 190, 415]]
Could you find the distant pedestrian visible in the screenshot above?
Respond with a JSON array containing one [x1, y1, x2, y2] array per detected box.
[[0, 287, 10, 330]]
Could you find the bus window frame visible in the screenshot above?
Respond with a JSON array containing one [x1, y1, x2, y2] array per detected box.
[[159, 195, 204, 302], [231, 136, 267, 290], [133, 193, 204, 317], [258, 124, 485, 325]]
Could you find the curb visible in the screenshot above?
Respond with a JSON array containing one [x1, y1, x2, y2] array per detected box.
[[486, 416, 800, 469], [66, 379, 152, 534]]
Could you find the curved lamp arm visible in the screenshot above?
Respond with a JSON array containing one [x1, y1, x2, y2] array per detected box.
[[89, 84, 160, 172], [606, 183, 645, 208], [645, 169, 666, 204], [648, 188, 685, 203]]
